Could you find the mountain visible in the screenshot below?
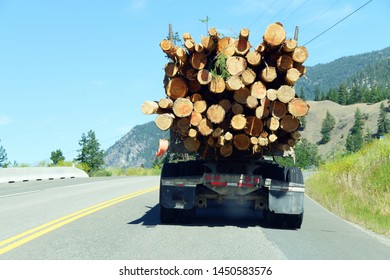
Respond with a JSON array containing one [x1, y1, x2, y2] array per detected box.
[[296, 46, 390, 99], [104, 122, 169, 168]]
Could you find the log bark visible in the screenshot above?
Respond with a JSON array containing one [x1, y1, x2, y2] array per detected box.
[[226, 56, 247, 76], [197, 69, 212, 85], [292, 46, 308, 63], [220, 143, 233, 157], [277, 85, 295, 103], [277, 55, 293, 72], [190, 93, 203, 102], [184, 137, 200, 152], [245, 116, 263, 137], [233, 134, 251, 150], [166, 77, 188, 100], [231, 114, 247, 130], [172, 98, 193, 117], [212, 127, 224, 138], [219, 99, 232, 113], [155, 113, 174, 131], [209, 76, 226, 94], [255, 105, 269, 119], [177, 117, 190, 131], [207, 104, 225, 124], [280, 115, 300, 132], [263, 23, 286, 47], [288, 98, 310, 117], [250, 81, 267, 99], [232, 103, 244, 115], [188, 79, 201, 93], [141, 101, 159, 115]]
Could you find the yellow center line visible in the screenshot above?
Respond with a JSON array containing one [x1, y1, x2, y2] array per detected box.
[[0, 186, 159, 255]]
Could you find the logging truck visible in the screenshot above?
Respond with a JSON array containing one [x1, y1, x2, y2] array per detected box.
[[158, 133, 304, 229], [143, 23, 309, 228]]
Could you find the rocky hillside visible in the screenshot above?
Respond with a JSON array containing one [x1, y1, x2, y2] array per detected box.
[[104, 122, 168, 168]]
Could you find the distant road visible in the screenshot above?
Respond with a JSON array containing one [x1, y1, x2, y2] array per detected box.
[[0, 177, 389, 260]]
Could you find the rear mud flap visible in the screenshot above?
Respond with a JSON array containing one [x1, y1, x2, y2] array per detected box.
[[160, 186, 196, 209], [268, 190, 304, 215]]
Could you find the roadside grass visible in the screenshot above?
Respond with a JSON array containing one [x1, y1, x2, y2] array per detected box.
[[306, 135, 390, 238], [91, 167, 161, 177]]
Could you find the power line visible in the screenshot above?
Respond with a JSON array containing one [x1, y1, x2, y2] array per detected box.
[[303, 0, 373, 46], [248, 1, 276, 29], [301, 0, 341, 31], [282, 0, 309, 22]]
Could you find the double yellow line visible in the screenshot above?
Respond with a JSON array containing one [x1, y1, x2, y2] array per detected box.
[[0, 186, 159, 255]]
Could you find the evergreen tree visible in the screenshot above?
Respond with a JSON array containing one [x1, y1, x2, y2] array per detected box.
[[75, 130, 105, 174], [294, 139, 321, 168], [299, 87, 306, 100], [377, 102, 390, 136], [314, 85, 321, 101], [338, 83, 348, 105], [319, 110, 336, 144], [0, 140, 8, 167], [345, 108, 364, 153], [50, 149, 65, 165]]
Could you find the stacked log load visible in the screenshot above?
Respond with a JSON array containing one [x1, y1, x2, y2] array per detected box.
[[141, 22, 310, 158]]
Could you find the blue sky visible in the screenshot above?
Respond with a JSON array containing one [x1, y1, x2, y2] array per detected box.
[[0, 0, 389, 165]]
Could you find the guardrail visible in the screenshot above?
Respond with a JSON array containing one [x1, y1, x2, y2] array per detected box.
[[0, 167, 89, 183]]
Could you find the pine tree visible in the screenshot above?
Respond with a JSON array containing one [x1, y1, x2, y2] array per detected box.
[[299, 87, 306, 100], [345, 108, 364, 153], [338, 83, 348, 105], [75, 130, 105, 174], [0, 140, 8, 167], [50, 149, 65, 165], [314, 86, 321, 101], [319, 110, 336, 144], [377, 102, 390, 136]]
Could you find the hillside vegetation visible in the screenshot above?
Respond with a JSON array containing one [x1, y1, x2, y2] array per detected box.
[[306, 135, 390, 238]]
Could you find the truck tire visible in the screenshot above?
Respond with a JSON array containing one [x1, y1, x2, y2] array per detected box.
[[285, 167, 304, 229]]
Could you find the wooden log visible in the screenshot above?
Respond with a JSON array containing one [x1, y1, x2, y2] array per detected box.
[[246, 50, 261, 66], [277, 55, 293, 72], [176, 47, 187, 62], [260, 66, 277, 83], [225, 75, 243, 91], [240, 27, 250, 39], [283, 39, 297, 52], [231, 114, 247, 130], [277, 85, 295, 103], [268, 133, 278, 143], [184, 137, 200, 152], [166, 77, 188, 100], [217, 37, 235, 56], [233, 134, 251, 150], [208, 27, 219, 38], [191, 52, 207, 70], [232, 103, 244, 115], [188, 128, 198, 138], [172, 98, 193, 117], [269, 100, 287, 119], [219, 99, 232, 113], [234, 87, 250, 104], [261, 97, 271, 107], [190, 93, 203, 102], [198, 118, 213, 136], [183, 33, 195, 52], [220, 143, 233, 157], [193, 100, 207, 113], [141, 101, 159, 115], [190, 111, 202, 126], [207, 136, 215, 147], [201, 36, 216, 51], [212, 127, 224, 138], [295, 64, 306, 76], [164, 62, 179, 77], [245, 116, 263, 137], [292, 46, 308, 63], [188, 79, 201, 93], [250, 136, 259, 145], [258, 136, 269, 146], [288, 98, 310, 117], [266, 117, 280, 131], [280, 115, 300, 132], [241, 68, 256, 85], [186, 68, 197, 81], [224, 131, 233, 141], [235, 38, 250, 56], [263, 23, 286, 47], [246, 95, 259, 109], [252, 144, 262, 153], [160, 39, 177, 57], [285, 68, 301, 86], [197, 69, 212, 85], [207, 104, 225, 124], [155, 113, 175, 131], [209, 76, 226, 94], [250, 81, 267, 99], [177, 117, 190, 132], [266, 89, 278, 101], [194, 43, 204, 53], [255, 105, 269, 119], [158, 98, 173, 109], [256, 42, 266, 53], [226, 56, 247, 76]]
